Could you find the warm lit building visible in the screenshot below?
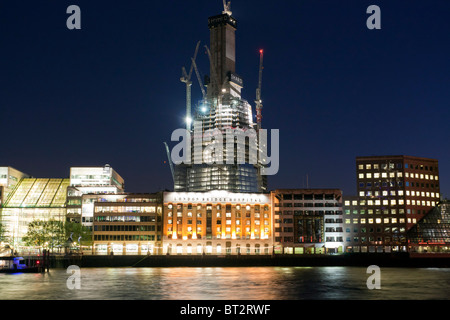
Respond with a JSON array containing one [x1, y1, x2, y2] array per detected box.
[[92, 193, 163, 255], [271, 189, 344, 254], [343, 155, 440, 253], [163, 191, 272, 255]]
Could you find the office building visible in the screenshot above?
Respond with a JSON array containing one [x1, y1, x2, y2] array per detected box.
[[271, 189, 344, 254], [344, 155, 440, 253], [92, 193, 163, 255], [66, 165, 125, 229]]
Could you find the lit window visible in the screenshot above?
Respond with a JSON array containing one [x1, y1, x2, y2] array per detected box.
[[359, 191, 365, 197], [384, 218, 389, 223], [368, 219, 373, 224], [366, 164, 372, 169], [345, 201, 350, 206], [391, 200, 396, 205], [360, 219, 366, 224], [374, 173, 380, 178], [359, 174, 364, 179], [397, 172, 403, 178], [376, 218, 381, 224], [390, 172, 395, 178], [358, 164, 364, 170], [382, 173, 387, 178], [399, 200, 404, 205], [366, 173, 372, 179], [391, 218, 397, 223]]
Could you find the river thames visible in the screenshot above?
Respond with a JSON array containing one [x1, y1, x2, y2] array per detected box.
[[1, 266, 450, 300]]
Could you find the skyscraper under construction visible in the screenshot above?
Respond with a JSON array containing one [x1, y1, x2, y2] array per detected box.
[[173, 2, 267, 193]]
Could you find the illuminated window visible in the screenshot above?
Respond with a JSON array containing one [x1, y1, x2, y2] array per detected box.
[[391, 218, 397, 223], [358, 164, 364, 170], [359, 173, 364, 179], [382, 173, 387, 178], [366, 173, 372, 179], [374, 173, 380, 178], [366, 164, 371, 170], [376, 218, 381, 224]]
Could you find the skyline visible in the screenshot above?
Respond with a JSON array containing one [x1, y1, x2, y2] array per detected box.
[[1, 0, 449, 198]]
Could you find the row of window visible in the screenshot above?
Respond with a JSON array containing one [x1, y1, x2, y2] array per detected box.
[[167, 219, 269, 226], [345, 226, 405, 233], [94, 216, 157, 222], [358, 163, 436, 171], [276, 202, 340, 208], [346, 236, 406, 243], [167, 204, 269, 211], [345, 218, 406, 224], [94, 235, 157, 241], [95, 206, 158, 213], [167, 212, 269, 218], [94, 225, 156, 232]]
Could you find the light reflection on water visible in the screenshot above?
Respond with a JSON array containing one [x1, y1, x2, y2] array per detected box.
[[1, 267, 450, 300]]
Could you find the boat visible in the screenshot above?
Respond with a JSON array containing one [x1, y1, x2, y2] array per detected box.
[[0, 256, 41, 273]]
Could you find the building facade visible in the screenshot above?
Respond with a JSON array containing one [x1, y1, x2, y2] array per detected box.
[[271, 189, 344, 254], [343, 155, 440, 253], [92, 193, 163, 255], [66, 165, 125, 228], [162, 191, 272, 255]]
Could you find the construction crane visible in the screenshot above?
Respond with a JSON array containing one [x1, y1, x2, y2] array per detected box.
[[222, 0, 232, 15], [255, 49, 264, 131], [191, 57, 206, 99], [204, 45, 220, 99], [163, 142, 175, 184], [181, 41, 201, 131]]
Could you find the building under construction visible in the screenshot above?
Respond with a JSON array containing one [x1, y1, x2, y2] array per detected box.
[[173, 1, 267, 193]]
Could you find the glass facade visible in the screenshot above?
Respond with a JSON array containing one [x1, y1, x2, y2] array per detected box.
[[1, 178, 69, 246], [408, 201, 450, 252]]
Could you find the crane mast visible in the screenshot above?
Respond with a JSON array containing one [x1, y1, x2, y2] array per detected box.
[[255, 49, 264, 131], [181, 41, 201, 131]]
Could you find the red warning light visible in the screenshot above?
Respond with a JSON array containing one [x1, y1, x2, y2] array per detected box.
[[259, 49, 263, 54]]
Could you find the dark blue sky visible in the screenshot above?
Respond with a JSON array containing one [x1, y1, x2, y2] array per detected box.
[[0, 0, 449, 198]]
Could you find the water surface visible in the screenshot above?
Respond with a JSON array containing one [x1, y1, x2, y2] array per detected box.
[[1, 267, 450, 300]]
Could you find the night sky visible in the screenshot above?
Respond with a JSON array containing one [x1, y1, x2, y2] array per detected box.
[[1, 1, 449, 198]]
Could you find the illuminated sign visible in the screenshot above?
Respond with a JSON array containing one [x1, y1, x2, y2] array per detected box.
[[164, 191, 269, 204]]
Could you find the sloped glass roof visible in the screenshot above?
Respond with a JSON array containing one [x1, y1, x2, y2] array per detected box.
[[408, 201, 450, 244], [3, 178, 69, 208]]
